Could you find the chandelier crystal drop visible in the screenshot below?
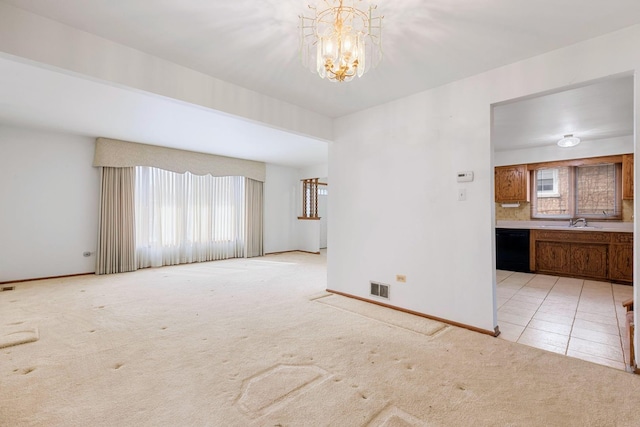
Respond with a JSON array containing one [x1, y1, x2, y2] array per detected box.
[[299, 0, 383, 82]]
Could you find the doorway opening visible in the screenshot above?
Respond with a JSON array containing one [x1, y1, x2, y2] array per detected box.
[[490, 73, 635, 371]]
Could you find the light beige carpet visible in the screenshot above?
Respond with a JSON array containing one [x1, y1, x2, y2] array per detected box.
[[0, 325, 38, 349], [315, 293, 448, 337], [1, 252, 640, 426]]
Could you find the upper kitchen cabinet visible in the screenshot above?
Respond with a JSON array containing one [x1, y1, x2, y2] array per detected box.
[[492, 76, 634, 204], [495, 165, 530, 203], [622, 153, 634, 200]]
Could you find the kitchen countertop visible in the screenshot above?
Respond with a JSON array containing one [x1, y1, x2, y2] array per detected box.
[[496, 220, 634, 233]]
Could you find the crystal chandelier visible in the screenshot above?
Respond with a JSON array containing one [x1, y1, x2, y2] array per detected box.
[[299, 0, 383, 82]]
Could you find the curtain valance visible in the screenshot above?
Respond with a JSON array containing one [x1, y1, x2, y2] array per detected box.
[[93, 138, 266, 182]]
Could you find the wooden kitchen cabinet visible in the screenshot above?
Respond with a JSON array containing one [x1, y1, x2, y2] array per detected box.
[[535, 241, 570, 274], [610, 233, 634, 283], [495, 165, 529, 203], [623, 153, 634, 200], [534, 240, 608, 279], [570, 244, 609, 280], [530, 229, 633, 283]]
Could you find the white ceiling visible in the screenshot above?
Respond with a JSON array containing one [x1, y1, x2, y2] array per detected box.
[[4, 0, 640, 118], [493, 75, 635, 152], [1, 0, 640, 166]]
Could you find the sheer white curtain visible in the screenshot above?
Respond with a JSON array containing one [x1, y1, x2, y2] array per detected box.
[[135, 167, 245, 268]]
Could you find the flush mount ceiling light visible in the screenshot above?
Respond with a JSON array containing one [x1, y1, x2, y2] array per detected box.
[[557, 134, 581, 148], [299, 0, 383, 82]]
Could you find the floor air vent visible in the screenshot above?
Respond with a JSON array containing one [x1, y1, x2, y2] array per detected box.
[[1, 286, 15, 292], [370, 281, 389, 299]]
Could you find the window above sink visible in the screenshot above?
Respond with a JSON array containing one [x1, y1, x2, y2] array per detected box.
[[531, 157, 622, 220]]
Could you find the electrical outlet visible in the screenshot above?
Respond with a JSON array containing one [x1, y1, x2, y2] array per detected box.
[[396, 274, 406, 283]]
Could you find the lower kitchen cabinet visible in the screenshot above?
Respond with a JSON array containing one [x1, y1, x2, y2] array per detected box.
[[570, 243, 609, 280], [536, 241, 570, 274], [610, 233, 634, 282], [530, 229, 633, 283], [535, 241, 608, 280]]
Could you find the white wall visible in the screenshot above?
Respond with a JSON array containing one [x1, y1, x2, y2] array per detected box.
[[0, 125, 99, 281], [300, 164, 329, 180], [319, 192, 328, 249], [495, 135, 633, 166], [264, 164, 300, 254], [263, 163, 328, 254], [330, 24, 640, 334], [297, 221, 321, 253]]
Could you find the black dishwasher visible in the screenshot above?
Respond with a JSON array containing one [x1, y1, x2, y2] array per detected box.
[[496, 228, 530, 272]]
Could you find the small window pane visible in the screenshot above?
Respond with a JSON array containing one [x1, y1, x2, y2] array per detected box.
[[575, 164, 617, 216], [535, 167, 570, 216], [537, 178, 554, 192], [536, 168, 559, 196]]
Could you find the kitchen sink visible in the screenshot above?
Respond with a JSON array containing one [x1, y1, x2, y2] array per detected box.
[[538, 225, 601, 230]]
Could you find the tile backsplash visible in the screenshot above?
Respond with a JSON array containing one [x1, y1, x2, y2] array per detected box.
[[495, 199, 633, 222], [495, 202, 531, 221]]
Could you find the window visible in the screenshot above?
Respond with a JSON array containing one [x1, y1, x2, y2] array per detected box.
[[536, 168, 559, 197], [134, 166, 246, 268], [576, 164, 618, 216], [532, 162, 621, 219], [300, 178, 321, 219]]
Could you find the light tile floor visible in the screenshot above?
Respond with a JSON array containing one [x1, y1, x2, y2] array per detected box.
[[496, 270, 633, 371]]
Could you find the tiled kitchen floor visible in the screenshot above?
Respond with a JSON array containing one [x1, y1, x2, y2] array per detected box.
[[496, 270, 633, 371]]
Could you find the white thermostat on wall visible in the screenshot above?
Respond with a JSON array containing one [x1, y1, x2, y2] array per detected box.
[[456, 171, 474, 182]]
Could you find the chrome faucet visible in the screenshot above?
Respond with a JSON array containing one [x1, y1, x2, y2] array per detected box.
[[570, 218, 588, 227]]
